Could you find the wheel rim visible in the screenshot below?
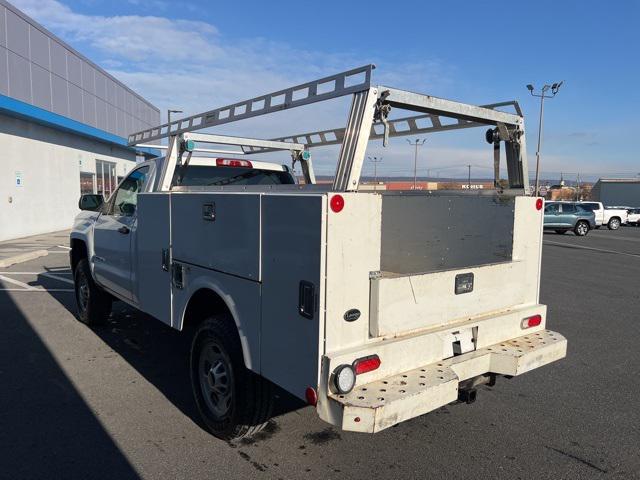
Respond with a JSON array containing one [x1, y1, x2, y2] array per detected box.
[[578, 223, 587, 235], [77, 271, 89, 312], [612, 219, 619, 228], [199, 342, 233, 418]]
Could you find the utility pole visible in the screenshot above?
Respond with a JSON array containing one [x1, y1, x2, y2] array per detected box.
[[407, 138, 426, 190], [467, 164, 471, 188], [526, 81, 563, 196], [368, 156, 382, 191]]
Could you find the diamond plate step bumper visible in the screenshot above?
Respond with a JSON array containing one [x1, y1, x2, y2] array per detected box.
[[328, 329, 567, 433]]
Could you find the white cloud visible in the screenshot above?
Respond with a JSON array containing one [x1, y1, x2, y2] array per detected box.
[[24, 0, 609, 179]]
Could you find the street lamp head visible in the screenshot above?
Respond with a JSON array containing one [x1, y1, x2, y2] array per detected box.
[[526, 84, 534, 92], [542, 84, 551, 93], [551, 80, 564, 95]]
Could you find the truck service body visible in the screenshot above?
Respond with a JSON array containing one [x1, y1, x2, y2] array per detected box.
[[70, 65, 567, 439]]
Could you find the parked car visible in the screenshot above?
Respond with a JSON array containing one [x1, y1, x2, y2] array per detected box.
[[627, 208, 640, 226], [578, 202, 628, 230], [544, 202, 596, 236]]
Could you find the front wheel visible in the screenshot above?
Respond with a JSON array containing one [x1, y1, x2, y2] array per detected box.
[[574, 221, 589, 236], [74, 258, 111, 325], [190, 315, 273, 441], [608, 217, 621, 230]]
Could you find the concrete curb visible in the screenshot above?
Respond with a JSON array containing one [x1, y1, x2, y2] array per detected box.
[[0, 250, 49, 268]]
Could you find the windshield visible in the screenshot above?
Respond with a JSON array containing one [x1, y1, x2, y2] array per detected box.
[[174, 165, 295, 187]]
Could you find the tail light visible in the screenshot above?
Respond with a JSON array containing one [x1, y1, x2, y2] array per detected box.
[[535, 198, 543, 210], [332, 354, 381, 394], [521, 314, 542, 329], [305, 387, 318, 406], [353, 355, 381, 375], [216, 158, 253, 168]]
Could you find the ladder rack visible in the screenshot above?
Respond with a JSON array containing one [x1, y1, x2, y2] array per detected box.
[[128, 65, 374, 145], [129, 65, 529, 192], [242, 101, 523, 154]]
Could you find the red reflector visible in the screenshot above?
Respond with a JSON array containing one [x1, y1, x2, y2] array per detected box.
[[216, 158, 253, 168], [535, 198, 543, 210], [353, 355, 381, 375], [521, 314, 542, 329], [330, 194, 345, 213], [305, 387, 317, 406]]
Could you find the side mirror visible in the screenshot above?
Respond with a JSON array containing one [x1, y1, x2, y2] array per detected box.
[[79, 194, 105, 212], [120, 202, 136, 216]]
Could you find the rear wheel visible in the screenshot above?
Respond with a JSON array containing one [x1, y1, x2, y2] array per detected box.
[[190, 315, 273, 441], [608, 217, 621, 230], [555, 230, 567, 234], [74, 258, 111, 325], [574, 221, 589, 236]]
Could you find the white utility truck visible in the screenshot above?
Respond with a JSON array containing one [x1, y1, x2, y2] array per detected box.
[[70, 65, 567, 440]]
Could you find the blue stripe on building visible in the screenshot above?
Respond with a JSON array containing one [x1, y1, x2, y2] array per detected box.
[[0, 94, 160, 157]]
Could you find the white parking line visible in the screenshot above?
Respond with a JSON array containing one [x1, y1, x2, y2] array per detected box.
[[0, 288, 74, 292], [0, 271, 72, 275], [56, 245, 72, 250], [0, 274, 37, 290], [544, 240, 640, 258], [39, 272, 75, 286]]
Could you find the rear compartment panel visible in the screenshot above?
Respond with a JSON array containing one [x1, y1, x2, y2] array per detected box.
[[370, 260, 527, 337], [369, 195, 542, 338], [380, 194, 515, 274]]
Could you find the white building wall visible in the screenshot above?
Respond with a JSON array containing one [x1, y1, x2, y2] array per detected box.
[[0, 114, 137, 241]]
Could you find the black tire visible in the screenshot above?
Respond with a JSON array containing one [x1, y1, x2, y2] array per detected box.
[[607, 217, 621, 230], [190, 315, 273, 441], [574, 220, 589, 236], [74, 258, 111, 325], [555, 230, 567, 234]]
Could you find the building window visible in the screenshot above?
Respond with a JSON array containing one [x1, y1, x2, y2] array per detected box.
[[96, 160, 117, 199], [80, 172, 95, 194]]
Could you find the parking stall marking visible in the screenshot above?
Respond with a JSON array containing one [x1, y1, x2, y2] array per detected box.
[[544, 240, 640, 258], [0, 271, 74, 292]]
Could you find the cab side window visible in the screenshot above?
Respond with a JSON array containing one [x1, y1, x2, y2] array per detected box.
[[109, 167, 149, 216]]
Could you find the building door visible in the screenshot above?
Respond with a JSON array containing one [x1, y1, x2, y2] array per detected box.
[[96, 159, 117, 200]]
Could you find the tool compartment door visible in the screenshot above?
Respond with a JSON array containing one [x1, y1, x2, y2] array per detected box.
[[136, 193, 172, 325], [260, 194, 325, 400], [171, 193, 261, 280]]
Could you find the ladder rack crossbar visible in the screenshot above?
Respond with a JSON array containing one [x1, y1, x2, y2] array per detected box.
[[128, 65, 375, 146], [241, 101, 521, 153]]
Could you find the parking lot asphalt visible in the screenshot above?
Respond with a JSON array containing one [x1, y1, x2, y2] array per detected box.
[[1, 228, 639, 480]]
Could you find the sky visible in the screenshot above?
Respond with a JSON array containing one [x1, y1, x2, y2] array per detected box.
[[12, 0, 640, 182]]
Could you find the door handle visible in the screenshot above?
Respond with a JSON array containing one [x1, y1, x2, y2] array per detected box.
[[118, 226, 130, 234]]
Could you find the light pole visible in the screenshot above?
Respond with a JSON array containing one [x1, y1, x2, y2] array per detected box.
[[407, 138, 426, 190], [527, 81, 563, 196], [368, 156, 383, 190], [467, 164, 471, 188], [167, 109, 183, 128]]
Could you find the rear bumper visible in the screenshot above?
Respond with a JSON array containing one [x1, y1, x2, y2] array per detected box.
[[325, 329, 566, 433]]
